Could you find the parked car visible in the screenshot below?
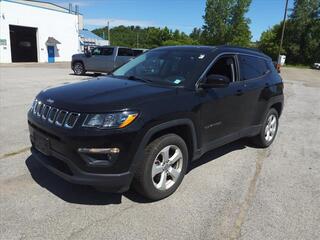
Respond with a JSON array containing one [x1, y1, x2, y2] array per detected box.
[[28, 46, 284, 200], [71, 46, 134, 75], [132, 48, 148, 57], [313, 62, 320, 69]]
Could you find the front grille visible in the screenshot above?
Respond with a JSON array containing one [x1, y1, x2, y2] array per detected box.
[[55, 110, 68, 126], [42, 105, 51, 120], [31, 100, 80, 129], [48, 108, 58, 123]]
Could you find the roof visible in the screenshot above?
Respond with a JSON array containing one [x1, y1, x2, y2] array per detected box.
[[46, 37, 61, 44], [153, 45, 270, 59], [79, 29, 105, 41], [217, 45, 270, 59], [5, 0, 81, 14]]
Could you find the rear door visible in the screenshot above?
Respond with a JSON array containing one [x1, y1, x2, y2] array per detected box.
[[199, 54, 247, 146], [101, 47, 115, 72], [86, 47, 114, 72], [114, 48, 134, 69], [237, 54, 271, 127]]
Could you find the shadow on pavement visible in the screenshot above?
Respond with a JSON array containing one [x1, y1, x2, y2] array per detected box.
[[188, 138, 248, 172], [25, 156, 122, 205], [25, 138, 250, 205]]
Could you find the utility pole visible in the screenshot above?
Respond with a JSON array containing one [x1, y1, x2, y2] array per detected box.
[[136, 33, 139, 48], [278, 0, 289, 67], [107, 21, 111, 45]]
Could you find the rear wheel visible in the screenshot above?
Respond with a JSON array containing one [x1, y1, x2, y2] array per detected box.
[[134, 134, 188, 200], [73, 62, 86, 75], [252, 108, 279, 148]]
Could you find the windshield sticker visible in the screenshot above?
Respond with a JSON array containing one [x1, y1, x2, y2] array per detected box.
[[198, 54, 205, 59], [174, 79, 182, 84]]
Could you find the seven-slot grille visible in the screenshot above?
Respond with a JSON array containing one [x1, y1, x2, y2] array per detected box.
[[31, 100, 80, 129]]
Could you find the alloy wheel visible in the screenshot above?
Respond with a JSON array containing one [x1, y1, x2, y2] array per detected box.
[[151, 145, 183, 191], [265, 114, 277, 142], [74, 63, 83, 75]]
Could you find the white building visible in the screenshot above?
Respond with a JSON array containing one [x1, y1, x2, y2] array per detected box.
[[0, 0, 84, 63]]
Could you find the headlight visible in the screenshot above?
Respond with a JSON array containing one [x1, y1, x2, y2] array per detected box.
[[30, 99, 37, 111], [83, 111, 138, 129]]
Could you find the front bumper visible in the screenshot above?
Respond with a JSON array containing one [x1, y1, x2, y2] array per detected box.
[[31, 147, 133, 193], [27, 110, 142, 192]]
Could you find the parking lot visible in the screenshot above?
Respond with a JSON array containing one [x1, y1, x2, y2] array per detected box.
[[0, 64, 319, 240]]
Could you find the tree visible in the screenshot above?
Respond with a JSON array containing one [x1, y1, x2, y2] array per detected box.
[[229, 0, 252, 46], [92, 26, 197, 49], [258, 0, 320, 64], [202, 0, 252, 46], [258, 25, 281, 60], [189, 27, 202, 42], [290, 0, 320, 63]]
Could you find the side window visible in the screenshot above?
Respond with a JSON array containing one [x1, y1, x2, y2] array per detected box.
[[206, 56, 236, 82], [133, 49, 144, 56], [118, 48, 134, 57], [238, 55, 269, 81], [91, 48, 102, 56], [102, 47, 114, 56]]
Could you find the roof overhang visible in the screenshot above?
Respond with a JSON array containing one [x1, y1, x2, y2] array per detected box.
[[46, 37, 61, 45]]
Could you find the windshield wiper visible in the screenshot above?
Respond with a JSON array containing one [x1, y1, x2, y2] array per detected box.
[[126, 75, 152, 83]]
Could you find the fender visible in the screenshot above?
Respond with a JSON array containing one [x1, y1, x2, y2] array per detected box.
[[129, 119, 199, 174], [260, 95, 284, 123]]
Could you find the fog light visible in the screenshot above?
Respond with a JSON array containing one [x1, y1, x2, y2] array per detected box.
[[78, 148, 120, 154], [78, 148, 120, 166]]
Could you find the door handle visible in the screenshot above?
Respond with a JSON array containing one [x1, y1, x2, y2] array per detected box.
[[236, 89, 244, 96]]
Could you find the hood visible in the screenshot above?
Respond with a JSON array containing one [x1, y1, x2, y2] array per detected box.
[[72, 53, 85, 59], [37, 77, 176, 112]]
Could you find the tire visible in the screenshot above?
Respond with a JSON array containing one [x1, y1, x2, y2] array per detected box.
[[251, 108, 279, 148], [133, 134, 188, 200], [73, 62, 86, 75]]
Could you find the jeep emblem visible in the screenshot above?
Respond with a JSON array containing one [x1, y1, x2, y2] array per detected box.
[[47, 98, 54, 104]]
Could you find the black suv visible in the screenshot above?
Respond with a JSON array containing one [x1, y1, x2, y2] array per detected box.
[[28, 46, 284, 200]]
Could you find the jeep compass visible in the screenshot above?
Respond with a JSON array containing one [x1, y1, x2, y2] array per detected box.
[[28, 46, 284, 200]]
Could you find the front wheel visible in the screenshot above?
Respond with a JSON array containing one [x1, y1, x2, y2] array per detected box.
[[133, 134, 188, 200], [73, 62, 86, 75], [252, 108, 279, 148]]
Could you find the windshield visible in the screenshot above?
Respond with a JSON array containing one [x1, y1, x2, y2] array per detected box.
[[112, 48, 213, 86]]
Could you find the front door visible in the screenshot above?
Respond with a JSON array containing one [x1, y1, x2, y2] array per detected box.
[[47, 46, 55, 63], [199, 55, 247, 147]]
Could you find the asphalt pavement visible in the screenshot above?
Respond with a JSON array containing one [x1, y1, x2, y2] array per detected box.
[[0, 64, 319, 240]]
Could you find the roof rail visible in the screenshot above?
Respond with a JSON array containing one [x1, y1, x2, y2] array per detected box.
[[218, 45, 262, 53]]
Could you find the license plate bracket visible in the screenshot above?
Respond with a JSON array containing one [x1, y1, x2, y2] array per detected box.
[[34, 132, 51, 156]]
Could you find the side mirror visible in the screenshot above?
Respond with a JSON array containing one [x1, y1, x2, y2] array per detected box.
[[200, 74, 230, 89]]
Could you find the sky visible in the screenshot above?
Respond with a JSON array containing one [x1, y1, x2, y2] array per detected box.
[[51, 0, 294, 41]]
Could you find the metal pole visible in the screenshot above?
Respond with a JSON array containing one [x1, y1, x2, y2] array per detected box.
[[136, 33, 139, 48], [278, 0, 289, 64], [107, 21, 111, 45]]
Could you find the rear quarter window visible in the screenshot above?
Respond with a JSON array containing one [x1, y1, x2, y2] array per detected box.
[[118, 48, 134, 57], [238, 55, 270, 81]]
